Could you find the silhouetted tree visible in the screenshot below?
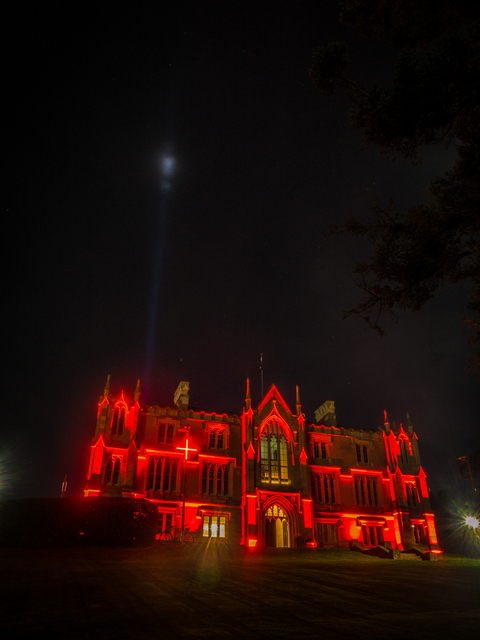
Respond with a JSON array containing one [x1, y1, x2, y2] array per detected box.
[[310, 1, 480, 375]]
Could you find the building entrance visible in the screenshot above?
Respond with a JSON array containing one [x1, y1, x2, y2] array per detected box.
[[264, 504, 290, 547]]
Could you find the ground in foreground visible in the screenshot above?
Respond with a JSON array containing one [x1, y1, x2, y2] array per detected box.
[[1, 545, 479, 639]]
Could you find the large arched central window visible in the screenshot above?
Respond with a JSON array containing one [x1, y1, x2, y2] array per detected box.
[[260, 419, 289, 484]]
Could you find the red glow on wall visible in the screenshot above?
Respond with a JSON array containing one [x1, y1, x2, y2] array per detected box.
[[114, 392, 129, 411], [91, 446, 103, 475], [350, 468, 382, 476], [302, 499, 313, 529], [199, 453, 236, 463], [425, 513, 439, 546], [247, 494, 257, 525], [418, 468, 429, 499], [145, 448, 182, 457], [256, 385, 290, 414], [97, 395, 109, 418]]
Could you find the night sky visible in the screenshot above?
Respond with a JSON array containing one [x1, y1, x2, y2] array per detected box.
[[5, 2, 478, 500]]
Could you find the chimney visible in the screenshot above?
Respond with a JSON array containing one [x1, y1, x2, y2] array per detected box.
[[174, 381, 190, 410], [314, 400, 337, 427]]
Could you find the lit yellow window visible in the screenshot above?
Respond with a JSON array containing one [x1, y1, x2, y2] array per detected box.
[[203, 516, 210, 537], [219, 516, 226, 538]]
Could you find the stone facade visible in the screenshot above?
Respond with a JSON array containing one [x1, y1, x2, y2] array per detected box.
[[84, 377, 440, 550]]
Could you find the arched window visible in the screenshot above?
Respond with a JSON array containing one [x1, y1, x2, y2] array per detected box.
[[311, 471, 336, 504], [314, 440, 328, 460], [157, 422, 175, 444], [399, 438, 409, 465], [202, 462, 229, 496], [146, 457, 178, 493], [265, 504, 290, 547], [105, 456, 121, 485], [112, 407, 125, 436], [260, 419, 289, 484]]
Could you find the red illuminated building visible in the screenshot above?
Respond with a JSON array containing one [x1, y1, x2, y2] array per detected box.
[[84, 377, 440, 551]]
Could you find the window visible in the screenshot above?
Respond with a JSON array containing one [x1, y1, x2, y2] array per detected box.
[[311, 472, 336, 504], [147, 457, 178, 493], [316, 522, 338, 546], [203, 515, 226, 538], [354, 475, 379, 506], [202, 462, 229, 496], [399, 438, 410, 465], [405, 482, 419, 506], [209, 428, 225, 449], [260, 419, 289, 484], [105, 456, 121, 485], [158, 422, 175, 444], [111, 408, 125, 436], [313, 440, 328, 460], [362, 524, 384, 547], [356, 443, 369, 463], [412, 523, 426, 545]]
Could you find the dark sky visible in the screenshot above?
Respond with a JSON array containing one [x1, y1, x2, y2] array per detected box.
[[5, 2, 478, 500]]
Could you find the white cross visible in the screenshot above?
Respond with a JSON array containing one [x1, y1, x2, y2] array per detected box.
[[176, 437, 198, 461]]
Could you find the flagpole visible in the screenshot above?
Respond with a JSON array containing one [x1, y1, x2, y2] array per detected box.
[[260, 353, 263, 398]]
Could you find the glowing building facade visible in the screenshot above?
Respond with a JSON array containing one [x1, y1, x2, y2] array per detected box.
[[84, 377, 440, 551]]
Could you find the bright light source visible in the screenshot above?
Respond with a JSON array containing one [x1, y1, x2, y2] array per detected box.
[[465, 516, 479, 529], [158, 151, 177, 191], [248, 539, 257, 547], [160, 155, 176, 178]]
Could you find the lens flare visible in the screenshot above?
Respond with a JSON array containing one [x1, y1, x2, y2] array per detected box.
[[465, 516, 479, 529]]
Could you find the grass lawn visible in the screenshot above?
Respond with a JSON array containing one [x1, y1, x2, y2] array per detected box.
[[1, 544, 479, 639]]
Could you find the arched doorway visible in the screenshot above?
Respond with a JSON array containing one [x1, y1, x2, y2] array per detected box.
[[264, 504, 290, 547]]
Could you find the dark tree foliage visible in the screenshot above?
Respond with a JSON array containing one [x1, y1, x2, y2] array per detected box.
[[459, 445, 480, 493], [310, 1, 480, 375]]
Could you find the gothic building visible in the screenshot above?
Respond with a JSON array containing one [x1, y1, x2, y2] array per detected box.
[[84, 377, 440, 551]]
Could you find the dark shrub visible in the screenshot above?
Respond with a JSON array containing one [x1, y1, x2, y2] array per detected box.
[[0, 497, 158, 548]]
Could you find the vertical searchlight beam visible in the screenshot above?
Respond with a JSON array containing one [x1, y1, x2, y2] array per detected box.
[[144, 151, 177, 391]]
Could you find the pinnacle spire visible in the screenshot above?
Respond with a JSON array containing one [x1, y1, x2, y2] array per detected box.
[[296, 385, 301, 413], [103, 374, 111, 399], [407, 411, 413, 434], [134, 378, 141, 403], [245, 378, 251, 410], [383, 409, 390, 432]]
